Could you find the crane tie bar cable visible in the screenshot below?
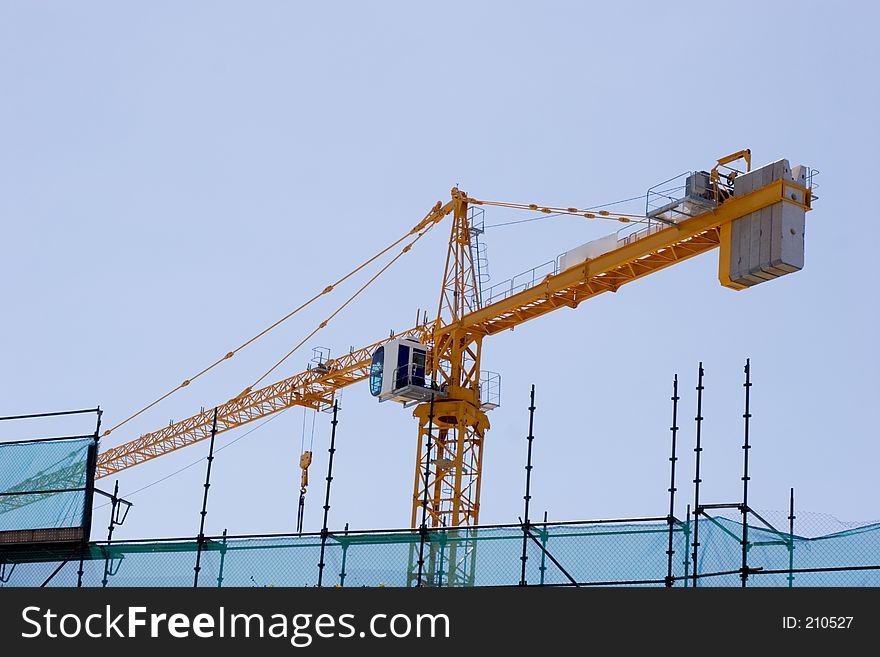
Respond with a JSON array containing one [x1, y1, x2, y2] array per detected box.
[[102, 202, 448, 439], [469, 197, 652, 224]]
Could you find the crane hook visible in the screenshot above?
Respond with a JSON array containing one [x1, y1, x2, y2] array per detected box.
[[296, 450, 313, 534]]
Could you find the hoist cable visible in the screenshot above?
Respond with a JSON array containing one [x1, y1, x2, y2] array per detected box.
[[236, 221, 438, 399], [102, 205, 444, 439]]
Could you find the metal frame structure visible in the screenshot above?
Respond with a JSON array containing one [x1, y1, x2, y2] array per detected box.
[[8, 362, 873, 589], [0, 408, 102, 553], [88, 150, 814, 536], [8, 363, 877, 589]]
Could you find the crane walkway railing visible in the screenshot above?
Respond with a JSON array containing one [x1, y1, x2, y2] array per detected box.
[[482, 260, 559, 307]]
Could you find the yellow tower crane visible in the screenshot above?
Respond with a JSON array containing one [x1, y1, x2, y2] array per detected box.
[[94, 150, 814, 537]]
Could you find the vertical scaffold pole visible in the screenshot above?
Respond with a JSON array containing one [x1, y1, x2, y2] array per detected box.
[[692, 363, 704, 588], [741, 358, 752, 588], [788, 488, 796, 588], [339, 523, 350, 588], [416, 394, 435, 587], [519, 385, 536, 587], [216, 529, 228, 587], [539, 510, 549, 586], [102, 480, 120, 588], [193, 408, 218, 588], [666, 374, 680, 587], [682, 504, 691, 586], [317, 401, 339, 587], [79, 408, 102, 588]]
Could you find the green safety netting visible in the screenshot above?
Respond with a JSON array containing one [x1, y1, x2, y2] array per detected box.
[[2, 516, 878, 587], [0, 437, 92, 533]]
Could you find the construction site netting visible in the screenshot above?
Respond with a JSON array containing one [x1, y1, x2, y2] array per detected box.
[[0, 437, 93, 534], [2, 515, 878, 587]]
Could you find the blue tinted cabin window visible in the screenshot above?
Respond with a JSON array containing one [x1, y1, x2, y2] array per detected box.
[[369, 346, 384, 396], [412, 349, 426, 387], [396, 345, 410, 389]]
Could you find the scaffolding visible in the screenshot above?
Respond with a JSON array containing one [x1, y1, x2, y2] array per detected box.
[[1, 360, 877, 588]]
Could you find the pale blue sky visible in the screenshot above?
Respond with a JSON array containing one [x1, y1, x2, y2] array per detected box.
[[1, 1, 877, 540]]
